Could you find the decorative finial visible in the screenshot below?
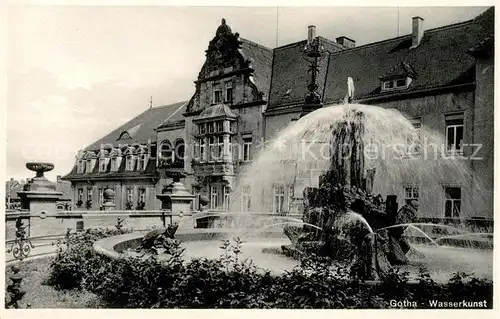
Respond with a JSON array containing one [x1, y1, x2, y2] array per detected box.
[[149, 96, 152, 109], [221, 18, 226, 25]]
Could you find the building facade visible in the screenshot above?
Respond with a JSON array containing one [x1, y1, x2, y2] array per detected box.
[[63, 8, 494, 220]]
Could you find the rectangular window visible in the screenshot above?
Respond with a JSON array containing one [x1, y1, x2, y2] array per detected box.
[[86, 160, 93, 173], [87, 188, 92, 201], [208, 122, 215, 134], [225, 81, 233, 102], [138, 188, 146, 203], [223, 186, 231, 211], [77, 160, 84, 173], [217, 136, 224, 162], [395, 78, 407, 87], [444, 187, 461, 218], [194, 140, 200, 160], [241, 185, 251, 212], [199, 123, 206, 135], [210, 186, 218, 210], [383, 81, 394, 89], [273, 185, 285, 213], [127, 188, 133, 202], [98, 188, 104, 204], [243, 137, 252, 161], [216, 120, 224, 133], [200, 138, 207, 162], [208, 136, 215, 161], [213, 83, 222, 104], [126, 156, 134, 171], [446, 114, 464, 153], [404, 186, 419, 207], [110, 158, 118, 171], [77, 188, 84, 201], [99, 158, 107, 172]]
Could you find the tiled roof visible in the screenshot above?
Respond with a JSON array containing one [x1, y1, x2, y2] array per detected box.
[[266, 7, 494, 108], [268, 37, 344, 107], [195, 104, 238, 121], [240, 38, 273, 98], [156, 102, 188, 130], [323, 7, 494, 103], [84, 101, 187, 151]]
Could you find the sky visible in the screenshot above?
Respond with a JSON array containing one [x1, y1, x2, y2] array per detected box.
[[4, 4, 491, 181]]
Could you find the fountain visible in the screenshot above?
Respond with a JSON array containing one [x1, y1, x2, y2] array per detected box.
[[227, 102, 492, 280], [95, 101, 492, 283]]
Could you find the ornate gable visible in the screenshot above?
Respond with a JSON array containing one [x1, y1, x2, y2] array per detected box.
[[202, 19, 246, 76]]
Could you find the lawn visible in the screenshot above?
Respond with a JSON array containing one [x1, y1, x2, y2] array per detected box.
[[5, 257, 104, 309]]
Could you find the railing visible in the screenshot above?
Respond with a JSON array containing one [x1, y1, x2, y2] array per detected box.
[[4, 209, 305, 261]]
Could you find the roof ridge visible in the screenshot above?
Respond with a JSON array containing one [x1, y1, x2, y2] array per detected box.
[[152, 100, 188, 109], [330, 19, 475, 55], [240, 37, 273, 53], [157, 101, 188, 126], [274, 39, 307, 51]]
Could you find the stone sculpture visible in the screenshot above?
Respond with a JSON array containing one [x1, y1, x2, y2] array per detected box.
[[283, 110, 418, 280], [137, 222, 179, 251]]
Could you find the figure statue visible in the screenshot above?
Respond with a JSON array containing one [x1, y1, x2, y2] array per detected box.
[[137, 222, 179, 251], [6, 265, 25, 309], [282, 108, 421, 280]]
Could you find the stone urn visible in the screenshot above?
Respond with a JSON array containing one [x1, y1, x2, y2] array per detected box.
[[17, 162, 62, 214], [102, 187, 116, 211]]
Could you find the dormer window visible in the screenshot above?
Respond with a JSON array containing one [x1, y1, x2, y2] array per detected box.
[[99, 158, 107, 172], [383, 81, 394, 90], [77, 160, 85, 173], [110, 157, 118, 172], [379, 62, 416, 92], [118, 132, 132, 140], [125, 156, 134, 171], [118, 124, 141, 141], [213, 82, 223, 104], [381, 77, 412, 91], [138, 154, 147, 170], [86, 159, 93, 173]]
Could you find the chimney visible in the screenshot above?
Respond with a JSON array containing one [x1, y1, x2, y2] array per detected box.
[[307, 25, 316, 44], [336, 36, 356, 49], [411, 16, 424, 48], [57, 175, 61, 182]]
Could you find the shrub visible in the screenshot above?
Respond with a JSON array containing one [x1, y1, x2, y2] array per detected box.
[[47, 231, 493, 309], [46, 228, 132, 290]]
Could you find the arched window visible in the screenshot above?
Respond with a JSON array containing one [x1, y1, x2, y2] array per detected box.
[[159, 140, 173, 165], [173, 139, 185, 169]]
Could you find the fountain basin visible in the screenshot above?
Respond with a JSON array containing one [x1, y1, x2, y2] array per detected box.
[[93, 228, 492, 283], [93, 228, 287, 260]]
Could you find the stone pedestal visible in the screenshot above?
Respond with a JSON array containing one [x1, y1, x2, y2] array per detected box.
[[17, 163, 62, 216], [157, 180, 196, 227], [102, 188, 116, 211]]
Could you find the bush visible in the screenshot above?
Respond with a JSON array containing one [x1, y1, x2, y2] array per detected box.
[[46, 228, 131, 290], [47, 231, 493, 309]]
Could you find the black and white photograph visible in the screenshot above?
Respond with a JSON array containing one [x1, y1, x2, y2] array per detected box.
[[2, 2, 495, 311]]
